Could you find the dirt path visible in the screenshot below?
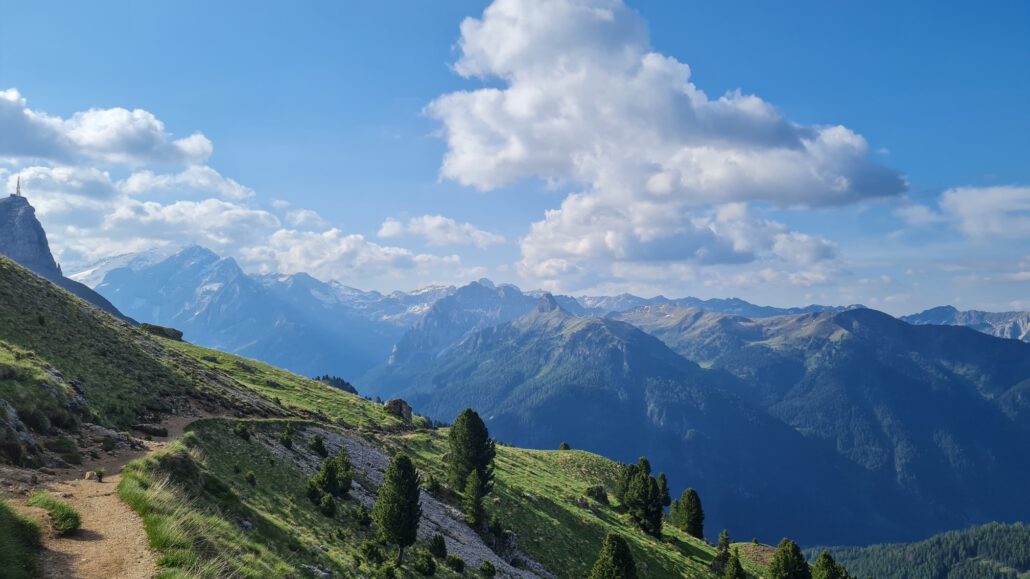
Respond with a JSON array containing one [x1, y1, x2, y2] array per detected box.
[[28, 472, 156, 579], [7, 413, 210, 579]]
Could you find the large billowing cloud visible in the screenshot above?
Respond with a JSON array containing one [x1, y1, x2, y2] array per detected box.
[[428, 0, 905, 290], [0, 88, 211, 166]]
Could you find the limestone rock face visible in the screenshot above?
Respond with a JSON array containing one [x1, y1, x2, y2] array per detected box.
[[0, 195, 60, 277], [0, 195, 131, 321]]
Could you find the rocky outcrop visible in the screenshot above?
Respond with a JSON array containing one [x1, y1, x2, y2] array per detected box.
[[0, 195, 131, 321], [383, 398, 413, 422]]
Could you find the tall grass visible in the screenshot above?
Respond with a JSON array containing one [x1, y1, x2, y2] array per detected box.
[[0, 498, 41, 579], [26, 493, 80, 535]]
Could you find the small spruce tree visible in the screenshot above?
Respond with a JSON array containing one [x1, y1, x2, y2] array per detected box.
[[812, 549, 853, 579], [463, 469, 485, 526], [448, 408, 496, 496], [559, 441, 571, 450], [372, 453, 422, 565], [723, 549, 747, 579], [588, 533, 638, 579], [312, 448, 353, 498], [710, 529, 731, 573], [768, 538, 812, 579], [657, 473, 671, 507]]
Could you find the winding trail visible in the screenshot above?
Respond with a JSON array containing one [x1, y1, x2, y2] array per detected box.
[[9, 414, 205, 579], [29, 472, 156, 579]]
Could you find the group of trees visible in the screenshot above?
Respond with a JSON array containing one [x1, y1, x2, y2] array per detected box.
[[768, 539, 854, 579], [614, 458, 667, 537], [366, 407, 498, 567]]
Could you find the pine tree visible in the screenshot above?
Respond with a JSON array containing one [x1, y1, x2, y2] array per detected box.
[[710, 529, 731, 573], [723, 549, 746, 579], [657, 473, 671, 507], [769, 538, 812, 579], [812, 549, 853, 579], [448, 408, 496, 495], [373, 453, 422, 565], [312, 448, 353, 497], [623, 470, 663, 537], [588, 533, 637, 579], [682, 488, 705, 540], [463, 470, 484, 526]]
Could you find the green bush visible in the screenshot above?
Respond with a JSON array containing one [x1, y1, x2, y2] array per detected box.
[[309, 433, 328, 457], [245, 471, 257, 486], [445, 555, 465, 573], [26, 493, 81, 535], [413, 549, 437, 575], [233, 423, 250, 441], [361, 541, 386, 566], [319, 494, 336, 517], [428, 533, 447, 559], [0, 498, 41, 579], [377, 563, 397, 579], [585, 485, 609, 504], [480, 560, 497, 577], [354, 504, 372, 526], [101, 435, 116, 452]]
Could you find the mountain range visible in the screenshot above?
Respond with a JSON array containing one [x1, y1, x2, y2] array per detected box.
[[903, 304, 1030, 342], [4, 195, 1029, 548]]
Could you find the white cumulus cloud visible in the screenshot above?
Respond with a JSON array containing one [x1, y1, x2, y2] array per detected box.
[[428, 0, 901, 290], [378, 215, 505, 248]]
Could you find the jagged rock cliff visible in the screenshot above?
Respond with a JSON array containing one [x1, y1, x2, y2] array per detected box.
[[0, 195, 130, 321]]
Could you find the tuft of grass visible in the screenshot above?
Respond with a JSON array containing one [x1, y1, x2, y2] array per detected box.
[[26, 493, 81, 535], [0, 498, 41, 579]]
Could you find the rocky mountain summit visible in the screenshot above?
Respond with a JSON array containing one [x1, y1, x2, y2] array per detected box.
[[0, 194, 128, 321]]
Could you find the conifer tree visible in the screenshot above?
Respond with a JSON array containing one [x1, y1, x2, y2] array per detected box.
[[681, 488, 705, 539], [710, 529, 731, 573], [463, 470, 484, 526], [588, 533, 637, 579], [373, 453, 422, 565], [812, 549, 852, 579], [448, 408, 496, 495], [623, 470, 663, 537], [657, 473, 671, 507], [723, 549, 746, 579], [311, 448, 353, 498], [769, 538, 812, 579]]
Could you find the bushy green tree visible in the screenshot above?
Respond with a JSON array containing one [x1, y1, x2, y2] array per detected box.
[[559, 441, 571, 450], [623, 471, 663, 537], [812, 549, 853, 579], [588, 533, 638, 579], [681, 488, 705, 539], [448, 408, 496, 495], [428, 534, 447, 559], [614, 457, 652, 503], [463, 470, 485, 526], [311, 448, 353, 498], [723, 549, 747, 579], [373, 453, 422, 565], [769, 538, 812, 579], [413, 549, 436, 576]]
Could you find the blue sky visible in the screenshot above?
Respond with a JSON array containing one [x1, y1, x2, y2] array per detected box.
[[1, 0, 1028, 314]]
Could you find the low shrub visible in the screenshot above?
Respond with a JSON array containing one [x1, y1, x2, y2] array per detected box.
[[413, 549, 437, 575], [360, 540, 386, 566], [480, 560, 497, 577], [585, 485, 609, 504], [445, 555, 465, 573], [245, 471, 256, 486], [428, 533, 447, 559], [232, 423, 250, 441]]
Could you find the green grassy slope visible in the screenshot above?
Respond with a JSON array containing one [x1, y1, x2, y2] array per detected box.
[[136, 339, 724, 578], [0, 497, 41, 579], [0, 257, 188, 427]]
